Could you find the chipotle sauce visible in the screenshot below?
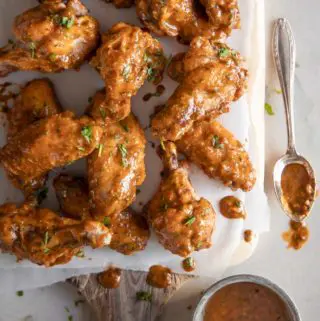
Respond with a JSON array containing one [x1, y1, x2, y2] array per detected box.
[[282, 220, 309, 250], [219, 196, 246, 219], [182, 257, 196, 272], [281, 163, 315, 217], [204, 282, 290, 321], [146, 265, 172, 288], [97, 267, 121, 289], [244, 229, 254, 243]]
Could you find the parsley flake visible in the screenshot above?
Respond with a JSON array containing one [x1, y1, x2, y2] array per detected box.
[[81, 126, 92, 143], [103, 217, 111, 227], [184, 216, 196, 226], [212, 135, 222, 149], [218, 47, 230, 58], [49, 53, 57, 62], [100, 107, 106, 120], [16, 290, 24, 297], [264, 103, 275, 115], [136, 291, 152, 302], [97, 143, 104, 157], [60, 16, 74, 29], [118, 144, 128, 167], [119, 121, 129, 132]]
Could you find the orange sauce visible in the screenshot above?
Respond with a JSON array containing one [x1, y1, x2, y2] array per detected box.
[[282, 220, 309, 250], [219, 196, 246, 219], [244, 229, 253, 243], [146, 265, 172, 288], [182, 257, 196, 272], [97, 267, 121, 289]]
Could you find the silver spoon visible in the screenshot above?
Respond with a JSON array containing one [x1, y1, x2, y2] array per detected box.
[[272, 18, 316, 222]]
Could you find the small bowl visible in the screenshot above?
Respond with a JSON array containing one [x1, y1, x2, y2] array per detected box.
[[193, 274, 301, 321]]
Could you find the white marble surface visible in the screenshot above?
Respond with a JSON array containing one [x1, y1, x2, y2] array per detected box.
[[1, 1, 320, 320]]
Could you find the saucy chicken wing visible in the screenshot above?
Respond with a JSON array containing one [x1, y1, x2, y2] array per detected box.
[[0, 0, 99, 77], [53, 174, 150, 255], [147, 142, 215, 257], [176, 117, 256, 191], [88, 91, 146, 220], [136, 0, 240, 43], [0, 202, 112, 267], [151, 37, 248, 141], [0, 111, 103, 191], [90, 23, 165, 122]]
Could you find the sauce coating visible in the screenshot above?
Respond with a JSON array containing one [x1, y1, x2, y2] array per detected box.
[[146, 265, 172, 288], [282, 220, 309, 250], [98, 267, 122, 289], [281, 163, 315, 216], [219, 196, 246, 219], [182, 257, 196, 272], [204, 282, 290, 321], [244, 229, 253, 243]]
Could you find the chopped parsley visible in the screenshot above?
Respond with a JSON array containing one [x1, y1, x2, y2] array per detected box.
[[103, 217, 111, 227], [60, 16, 74, 29], [119, 121, 129, 132], [42, 231, 50, 254], [212, 135, 222, 149], [235, 200, 241, 208], [81, 126, 92, 143], [218, 47, 230, 58], [160, 139, 166, 151], [75, 249, 85, 258], [184, 257, 194, 267], [118, 144, 128, 167], [147, 67, 156, 82], [97, 143, 104, 157], [29, 42, 36, 58], [122, 64, 131, 81], [136, 291, 152, 302], [78, 146, 85, 152], [16, 290, 24, 297], [64, 307, 70, 313], [184, 216, 196, 226], [264, 103, 275, 115], [35, 187, 48, 204], [49, 53, 57, 62], [100, 107, 106, 120]]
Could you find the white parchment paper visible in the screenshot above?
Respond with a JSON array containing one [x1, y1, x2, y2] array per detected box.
[[0, 0, 269, 290]]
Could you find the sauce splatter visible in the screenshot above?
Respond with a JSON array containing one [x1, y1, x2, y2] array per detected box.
[[244, 229, 253, 243], [97, 267, 121, 289], [182, 257, 196, 272], [204, 282, 290, 321], [146, 265, 172, 288], [143, 85, 165, 101], [219, 196, 246, 219], [282, 220, 309, 250], [281, 163, 315, 217]]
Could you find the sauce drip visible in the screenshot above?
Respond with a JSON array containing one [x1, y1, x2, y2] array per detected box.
[[244, 229, 253, 243], [281, 163, 315, 217], [219, 196, 246, 219], [182, 257, 196, 272], [282, 220, 309, 250], [97, 267, 121, 289], [146, 265, 172, 288], [204, 282, 290, 321], [143, 85, 165, 101]]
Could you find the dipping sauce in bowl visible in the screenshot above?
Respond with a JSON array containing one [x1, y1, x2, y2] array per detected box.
[[203, 282, 290, 321], [281, 163, 315, 217]]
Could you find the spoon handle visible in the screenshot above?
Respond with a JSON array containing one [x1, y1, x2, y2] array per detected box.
[[272, 18, 297, 154]]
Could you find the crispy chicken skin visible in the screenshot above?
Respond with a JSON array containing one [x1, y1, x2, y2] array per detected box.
[[0, 202, 112, 267], [0, 111, 103, 190], [176, 117, 256, 191], [151, 37, 248, 141], [90, 23, 165, 123], [147, 142, 215, 257], [53, 174, 150, 255], [136, 0, 240, 43], [0, 0, 99, 77], [88, 94, 146, 220], [5, 79, 62, 197]]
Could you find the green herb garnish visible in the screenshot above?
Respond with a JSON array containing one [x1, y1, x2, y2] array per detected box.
[[119, 121, 129, 132], [136, 291, 152, 302], [42, 231, 50, 254], [103, 217, 111, 227], [100, 107, 106, 120], [29, 42, 36, 58], [264, 103, 275, 115], [49, 53, 57, 62], [16, 290, 24, 297], [184, 216, 196, 226], [147, 67, 156, 82], [184, 257, 194, 267], [160, 139, 166, 151], [60, 16, 74, 29], [78, 146, 85, 152], [235, 200, 241, 208], [35, 187, 48, 204], [212, 135, 222, 149], [97, 143, 104, 157], [118, 144, 128, 167], [75, 249, 85, 258], [160, 202, 168, 211], [81, 126, 92, 143], [122, 64, 131, 81], [218, 47, 230, 58]]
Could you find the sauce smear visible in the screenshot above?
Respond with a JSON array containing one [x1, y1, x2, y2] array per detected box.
[[282, 220, 309, 250], [146, 265, 172, 288], [244, 229, 253, 243], [97, 267, 121, 289], [281, 163, 315, 217], [219, 196, 246, 219], [204, 282, 290, 321]]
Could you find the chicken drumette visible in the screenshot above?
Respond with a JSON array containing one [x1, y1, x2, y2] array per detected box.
[[0, 0, 99, 77], [0, 202, 112, 267], [176, 117, 256, 191], [53, 174, 150, 255], [0, 111, 103, 192], [147, 142, 215, 257], [151, 37, 248, 141], [5, 79, 62, 197], [137, 0, 240, 44], [90, 23, 166, 123], [87, 91, 146, 221]]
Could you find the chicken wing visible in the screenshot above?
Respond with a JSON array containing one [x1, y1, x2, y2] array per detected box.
[[5, 79, 63, 197], [90, 23, 165, 122], [0, 0, 99, 77], [0, 202, 112, 267], [88, 91, 146, 220], [147, 142, 215, 257], [136, 0, 240, 43], [176, 117, 256, 191], [53, 174, 150, 255], [0, 111, 103, 191]]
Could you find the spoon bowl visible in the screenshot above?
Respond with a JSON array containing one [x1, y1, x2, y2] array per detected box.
[[273, 152, 316, 222]]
